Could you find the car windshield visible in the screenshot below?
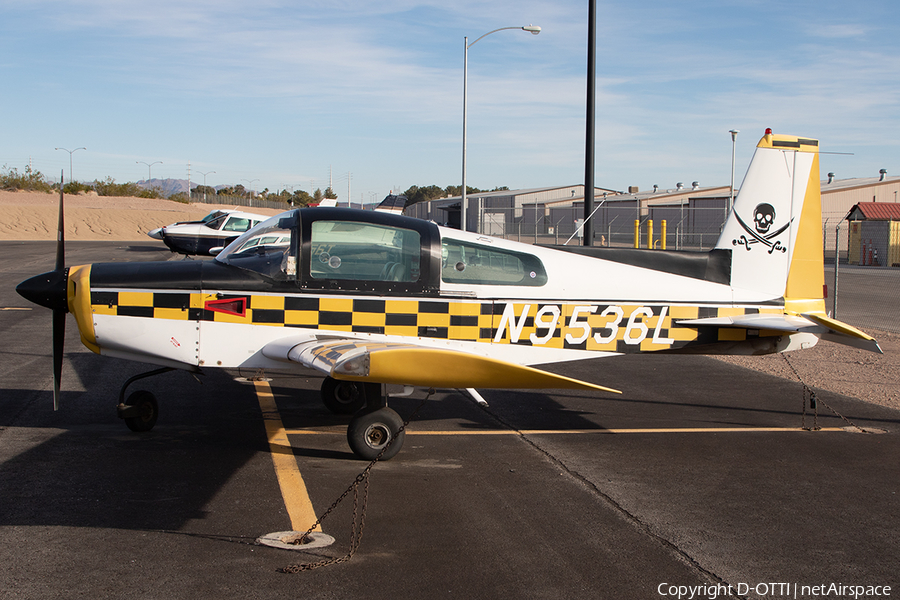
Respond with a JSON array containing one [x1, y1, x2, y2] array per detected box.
[[216, 211, 296, 279]]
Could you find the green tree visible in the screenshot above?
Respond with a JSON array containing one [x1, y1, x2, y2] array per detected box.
[[192, 185, 216, 198], [402, 184, 445, 205], [292, 190, 313, 206], [324, 186, 337, 200], [443, 184, 484, 198]]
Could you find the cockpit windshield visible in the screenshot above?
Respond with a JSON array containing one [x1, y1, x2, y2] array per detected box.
[[201, 211, 229, 230], [215, 211, 296, 279]]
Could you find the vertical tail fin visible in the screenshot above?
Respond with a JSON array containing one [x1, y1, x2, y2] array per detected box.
[[715, 130, 824, 311]]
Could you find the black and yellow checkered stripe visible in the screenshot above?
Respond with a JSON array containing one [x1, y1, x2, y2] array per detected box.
[[90, 291, 495, 342], [89, 290, 784, 353]]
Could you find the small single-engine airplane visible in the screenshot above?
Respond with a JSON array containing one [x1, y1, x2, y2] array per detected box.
[[148, 208, 270, 256], [17, 131, 881, 460]]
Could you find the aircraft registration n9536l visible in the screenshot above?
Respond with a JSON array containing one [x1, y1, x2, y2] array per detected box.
[[17, 130, 881, 460]]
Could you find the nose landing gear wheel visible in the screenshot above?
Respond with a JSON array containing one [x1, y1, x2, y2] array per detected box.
[[321, 376, 367, 415], [347, 407, 404, 461], [122, 390, 159, 432]]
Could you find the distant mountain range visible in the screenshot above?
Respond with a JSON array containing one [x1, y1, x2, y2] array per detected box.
[[136, 178, 230, 196]]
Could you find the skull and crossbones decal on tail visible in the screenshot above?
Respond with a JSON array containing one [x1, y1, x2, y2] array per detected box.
[[732, 203, 791, 253]]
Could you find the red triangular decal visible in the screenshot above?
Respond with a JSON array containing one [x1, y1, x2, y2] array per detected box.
[[205, 297, 247, 317]]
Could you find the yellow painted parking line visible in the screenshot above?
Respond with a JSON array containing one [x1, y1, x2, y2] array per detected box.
[[284, 426, 846, 436], [254, 380, 320, 533]]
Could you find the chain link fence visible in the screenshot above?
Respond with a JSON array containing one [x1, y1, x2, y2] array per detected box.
[[827, 220, 900, 334], [188, 191, 294, 212], [469, 201, 730, 251]]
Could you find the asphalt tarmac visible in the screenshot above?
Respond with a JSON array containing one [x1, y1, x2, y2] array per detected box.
[[1, 241, 898, 600]]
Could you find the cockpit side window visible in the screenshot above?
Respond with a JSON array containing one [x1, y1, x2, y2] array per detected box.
[[309, 221, 421, 282], [441, 239, 547, 286], [215, 211, 298, 281], [223, 217, 251, 232]]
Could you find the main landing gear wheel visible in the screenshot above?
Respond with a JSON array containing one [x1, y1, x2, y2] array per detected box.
[[320, 376, 367, 415], [347, 407, 405, 461], [122, 390, 159, 432]]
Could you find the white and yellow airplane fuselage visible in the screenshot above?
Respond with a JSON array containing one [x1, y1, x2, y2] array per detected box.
[[59, 132, 878, 396]]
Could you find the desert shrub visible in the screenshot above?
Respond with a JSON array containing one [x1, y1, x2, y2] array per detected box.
[[0, 165, 53, 192], [136, 187, 164, 199], [93, 177, 137, 196], [63, 181, 93, 194], [93, 177, 163, 198]]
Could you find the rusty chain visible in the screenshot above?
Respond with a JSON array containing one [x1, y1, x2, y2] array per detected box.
[[279, 391, 432, 573], [779, 353, 868, 433]]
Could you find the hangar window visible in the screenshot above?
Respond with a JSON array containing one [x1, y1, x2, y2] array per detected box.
[[441, 239, 547, 286], [310, 221, 421, 283]]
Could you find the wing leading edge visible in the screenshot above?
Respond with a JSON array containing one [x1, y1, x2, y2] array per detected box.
[[262, 338, 621, 394]]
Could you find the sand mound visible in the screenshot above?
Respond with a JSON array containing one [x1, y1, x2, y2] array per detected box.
[[0, 190, 284, 241]]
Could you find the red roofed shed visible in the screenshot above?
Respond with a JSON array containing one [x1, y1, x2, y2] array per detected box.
[[845, 202, 900, 266]]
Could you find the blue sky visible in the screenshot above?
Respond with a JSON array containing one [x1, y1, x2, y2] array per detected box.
[[2, 0, 899, 202]]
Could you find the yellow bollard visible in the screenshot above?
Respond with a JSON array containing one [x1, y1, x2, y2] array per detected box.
[[634, 219, 640, 248], [647, 220, 654, 250], [661, 220, 667, 250]]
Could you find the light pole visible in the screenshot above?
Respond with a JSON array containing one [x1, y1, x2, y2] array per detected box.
[[462, 24, 541, 232], [136, 161, 162, 186], [242, 178, 259, 207], [55, 147, 85, 184], [729, 129, 739, 213], [197, 170, 215, 201]]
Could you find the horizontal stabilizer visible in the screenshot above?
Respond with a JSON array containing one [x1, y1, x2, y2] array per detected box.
[[677, 313, 882, 354], [802, 313, 883, 354], [677, 313, 812, 332], [264, 337, 621, 393]]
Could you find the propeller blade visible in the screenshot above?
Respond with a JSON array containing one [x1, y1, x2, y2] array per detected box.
[[14, 171, 69, 410], [51, 170, 66, 410], [52, 308, 65, 411], [55, 171, 65, 272]]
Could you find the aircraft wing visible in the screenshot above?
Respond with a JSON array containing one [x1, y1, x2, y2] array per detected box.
[[677, 313, 882, 354], [262, 337, 621, 393]]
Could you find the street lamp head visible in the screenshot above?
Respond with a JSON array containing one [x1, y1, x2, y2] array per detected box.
[[523, 25, 541, 35]]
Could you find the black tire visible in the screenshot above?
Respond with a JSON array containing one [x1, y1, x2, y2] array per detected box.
[[321, 377, 368, 415], [123, 390, 158, 432], [347, 407, 405, 461]]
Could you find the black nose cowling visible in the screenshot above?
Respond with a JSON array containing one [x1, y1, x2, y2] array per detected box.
[[16, 269, 69, 312]]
